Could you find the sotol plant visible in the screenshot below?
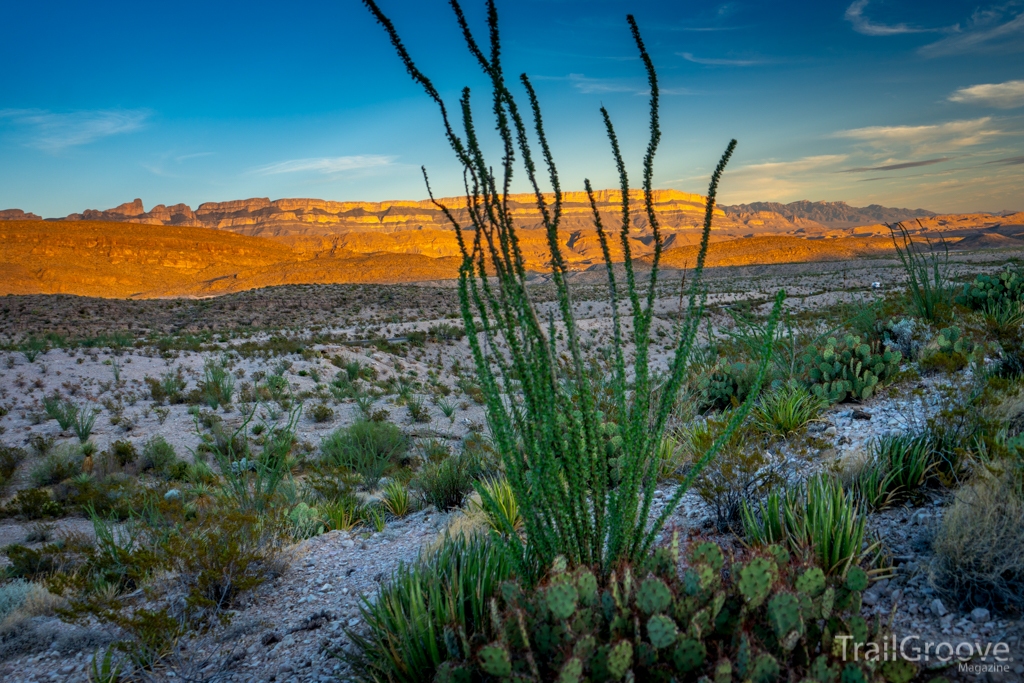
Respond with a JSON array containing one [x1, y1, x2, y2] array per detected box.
[[363, 0, 783, 577]]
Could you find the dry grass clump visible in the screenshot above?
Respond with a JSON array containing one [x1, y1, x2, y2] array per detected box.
[[931, 469, 1024, 613]]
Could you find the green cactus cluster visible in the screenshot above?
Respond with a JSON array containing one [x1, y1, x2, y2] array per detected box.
[[803, 334, 902, 404], [433, 540, 916, 683], [698, 361, 755, 410], [921, 326, 975, 373], [957, 266, 1024, 310]]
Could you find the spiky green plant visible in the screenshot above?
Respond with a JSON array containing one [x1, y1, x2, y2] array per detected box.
[[363, 0, 782, 578], [888, 221, 952, 321], [752, 383, 828, 436]]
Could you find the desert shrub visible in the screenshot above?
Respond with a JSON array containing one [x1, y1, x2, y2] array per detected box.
[[0, 579, 53, 622], [43, 396, 77, 431], [890, 222, 953, 321], [20, 336, 47, 362], [310, 402, 335, 423], [321, 420, 409, 489], [71, 404, 99, 443], [883, 317, 920, 360], [803, 334, 901, 403], [751, 383, 827, 437], [0, 446, 26, 492], [957, 265, 1024, 310], [345, 533, 514, 683], [427, 322, 465, 341], [288, 502, 326, 540], [742, 475, 874, 576], [849, 432, 936, 510], [429, 541, 901, 683], [2, 488, 62, 520], [676, 415, 781, 531], [406, 396, 430, 423], [139, 436, 178, 477], [319, 495, 362, 531], [931, 469, 1024, 613], [31, 443, 84, 487], [919, 325, 974, 373], [413, 450, 481, 512], [360, 1, 782, 579], [696, 360, 755, 411], [199, 359, 234, 409], [109, 440, 137, 468]]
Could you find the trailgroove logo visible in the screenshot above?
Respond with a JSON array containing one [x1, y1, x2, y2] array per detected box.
[[837, 635, 1015, 674]]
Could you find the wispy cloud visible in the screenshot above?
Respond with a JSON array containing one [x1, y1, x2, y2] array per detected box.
[[949, 80, 1024, 109], [919, 7, 1024, 57], [0, 108, 149, 151], [678, 52, 761, 66], [837, 157, 950, 173], [844, 0, 933, 36], [736, 155, 849, 174], [835, 117, 1000, 152], [251, 155, 397, 176], [985, 155, 1024, 166], [563, 73, 643, 95]]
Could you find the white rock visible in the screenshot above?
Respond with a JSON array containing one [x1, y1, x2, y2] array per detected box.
[[930, 598, 946, 617], [969, 607, 990, 623]]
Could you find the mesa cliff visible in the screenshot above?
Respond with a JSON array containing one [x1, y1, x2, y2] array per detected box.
[[1, 191, 1022, 298]]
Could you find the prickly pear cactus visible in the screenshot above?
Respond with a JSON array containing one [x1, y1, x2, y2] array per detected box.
[[804, 334, 902, 403], [699, 361, 755, 410], [445, 538, 916, 683], [958, 266, 1024, 310], [922, 326, 975, 372]]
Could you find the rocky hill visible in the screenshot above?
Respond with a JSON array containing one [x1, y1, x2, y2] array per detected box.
[[721, 200, 934, 228]]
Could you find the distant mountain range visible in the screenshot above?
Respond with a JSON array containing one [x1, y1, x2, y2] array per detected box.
[[720, 200, 935, 229]]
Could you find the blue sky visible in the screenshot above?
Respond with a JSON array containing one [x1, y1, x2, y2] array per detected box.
[[1, 0, 1022, 216]]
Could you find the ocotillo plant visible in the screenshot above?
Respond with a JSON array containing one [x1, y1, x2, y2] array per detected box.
[[363, 0, 784, 578]]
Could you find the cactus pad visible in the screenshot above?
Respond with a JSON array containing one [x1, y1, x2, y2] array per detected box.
[[691, 541, 725, 571], [637, 577, 672, 614], [738, 557, 776, 607], [673, 637, 706, 673], [557, 656, 583, 683], [750, 654, 780, 683], [880, 658, 917, 683], [796, 567, 827, 597], [576, 569, 599, 605], [607, 640, 634, 680], [647, 614, 679, 649], [844, 566, 868, 592], [715, 659, 733, 683], [767, 592, 804, 650], [477, 643, 511, 677], [546, 582, 579, 619]]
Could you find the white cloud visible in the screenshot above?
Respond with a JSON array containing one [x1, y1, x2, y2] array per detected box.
[[0, 108, 149, 151], [919, 7, 1024, 57], [564, 73, 642, 95], [734, 155, 848, 175], [678, 52, 761, 66], [949, 80, 1024, 109], [252, 155, 397, 176], [844, 0, 930, 36], [834, 117, 1000, 152]]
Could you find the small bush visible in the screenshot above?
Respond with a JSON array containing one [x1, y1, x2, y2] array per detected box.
[[199, 359, 235, 409], [931, 470, 1024, 613], [920, 326, 974, 373], [752, 384, 827, 437], [381, 480, 412, 518], [31, 443, 84, 487], [883, 318, 920, 360], [321, 420, 409, 489], [849, 432, 936, 509], [71, 404, 99, 443], [43, 396, 77, 431], [110, 440, 138, 468], [676, 415, 781, 531], [0, 446, 26, 492], [2, 488, 62, 519], [0, 579, 57, 623], [139, 436, 178, 477], [406, 396, 430, 423], [345, 534, 514, 683], [697, 361, 755, 411], [320, 496, 362, 531], [310, 402, 335, 423], [413, 450, 481, 512]]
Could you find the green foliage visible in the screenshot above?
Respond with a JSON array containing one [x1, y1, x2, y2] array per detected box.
[[889, 222, 953, 321], [957, 265, 1024, 311], [31, 442, 84, 487], [803, 334, 901, 404], [752, 383, 828, 437], [698, 361, 756, 411], [2, 488, 62, 519], [381, 479, 413, 517], [199, 359, 235, 409], [71, 404, 99, 443], [310, 402, 335, 423], [434, 540, 904, 683], [109, 440, 138, 468], [344, 534, 515, 683], [471, 476, 523, 535], [413, 450, 481, 511], [742, 475, 874, 576], [361, 0, 783, 576], [675, 414, 782, 531], [43, 395, 78, 430], [145, 369, 187, 404], [20, 336, 47, 362], [0, 445, 26, 492], [850, 433, 937, 510], [139, 436, 180, 479], [920, 326, 974, 373], [321, 419, 409, 489]]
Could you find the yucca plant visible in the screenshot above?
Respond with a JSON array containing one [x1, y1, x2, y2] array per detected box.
[[752, 383, 828, 436], [851, 432, 936, 510], [471, 476, 523, 535], [381, 479, 413, 517], [72, 404, 99, 443], [363, 0, 782, 578]]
